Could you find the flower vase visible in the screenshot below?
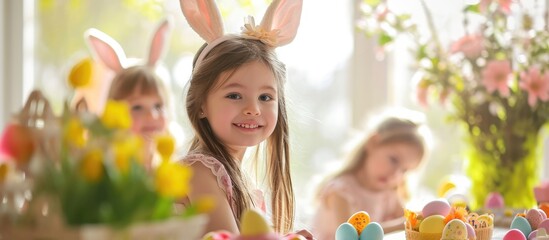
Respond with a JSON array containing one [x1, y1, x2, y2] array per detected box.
[[464, 128, 542, 210]]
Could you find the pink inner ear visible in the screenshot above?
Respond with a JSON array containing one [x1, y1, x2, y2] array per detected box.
[[85, 29, 125, 72], [147, 19, 171, 67]]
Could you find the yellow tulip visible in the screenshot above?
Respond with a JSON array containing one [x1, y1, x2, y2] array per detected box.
[[101, 100, 132, 129], [80, 149, 103, 182], [155, 134, 175, 162], [155, 162, 192, 198], [64, 116, 86, 148], [68, 57, 93, 89], [113, 135, 143, 174]]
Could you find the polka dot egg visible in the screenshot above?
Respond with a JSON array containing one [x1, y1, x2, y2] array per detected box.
[[441, 219, 468, 240], [347, 211, 370, 235]]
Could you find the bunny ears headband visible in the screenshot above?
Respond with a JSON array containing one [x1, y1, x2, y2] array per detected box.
[[85, 18, 172, 72], [179, 0, 303, 68]]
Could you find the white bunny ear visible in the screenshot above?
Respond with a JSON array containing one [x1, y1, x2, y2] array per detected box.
[[260, 0, 303, 46], [147, 18, 173, 67], [84, 28, 126, 72], [179, 0, 224, 43]]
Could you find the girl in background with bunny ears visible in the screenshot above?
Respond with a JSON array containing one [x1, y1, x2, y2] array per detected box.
[[81, 19, 180, 171], [177, 0, 313, 238], [311, 109, 431, 239]]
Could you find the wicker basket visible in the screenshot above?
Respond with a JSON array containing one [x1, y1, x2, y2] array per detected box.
[[474, 226, 493, 240], [405, 229, 443, 240]]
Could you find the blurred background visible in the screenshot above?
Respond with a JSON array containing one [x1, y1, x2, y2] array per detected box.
[[1, 0, 548, 228]]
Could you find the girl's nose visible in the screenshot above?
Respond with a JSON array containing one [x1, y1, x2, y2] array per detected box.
[[243, 101, 260, 116], [146, 108, 163, 120]]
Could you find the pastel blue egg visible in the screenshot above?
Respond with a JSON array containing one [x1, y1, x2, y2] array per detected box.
[[335, 222, 359, 240], [510, 216, 532, 238], [359, 222, 384, 240]]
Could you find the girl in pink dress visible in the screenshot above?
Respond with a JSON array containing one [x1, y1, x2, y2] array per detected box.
[[311, 110, 430, 240], [177, 0, 312, 238]]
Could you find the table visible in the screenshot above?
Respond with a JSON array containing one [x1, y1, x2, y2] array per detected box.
[[383, 228, 509, 240]]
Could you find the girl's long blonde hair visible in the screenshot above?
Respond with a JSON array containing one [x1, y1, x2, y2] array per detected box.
[[185, 37, 294, 233], [315, 114, 429, 202]]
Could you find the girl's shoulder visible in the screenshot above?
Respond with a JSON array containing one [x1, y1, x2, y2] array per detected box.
[[178, 152, 233, 197], [318, 174, 359, 199]]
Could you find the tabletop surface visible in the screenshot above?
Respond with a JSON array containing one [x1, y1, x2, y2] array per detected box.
[[383, 228, 508, 240]]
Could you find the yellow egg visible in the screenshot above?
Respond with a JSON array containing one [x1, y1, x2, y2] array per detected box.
[[240, 209, 273, 236], [476, 215, 494, 228], [419, 215, 446, 234], [442, 219, 468, 239], [347, 211, 371, 235]]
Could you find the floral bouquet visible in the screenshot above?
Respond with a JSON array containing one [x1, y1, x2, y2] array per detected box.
[[0, 58, 211, 239], [358, 0, 549, 209]]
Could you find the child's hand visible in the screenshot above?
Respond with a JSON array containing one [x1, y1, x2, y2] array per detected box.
[[287, 229, 315, 240]]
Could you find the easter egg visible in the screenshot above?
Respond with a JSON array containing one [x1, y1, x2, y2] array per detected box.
[[528, 229, 539, 240], [476, 214, 494, 228], [347, 211, 370, 235], [503, 229, 527, 240], [526, 208, 544, 229], [510, 216, 532, 238], [202, 231, 232, 240], [335, 223, 358, 240], [240, 209, 272, 236], [359, 222, 383, 240], [0, 123, 35, 165], [422, 199, 451, 217], [441, 219, 468, 239], [540, 209, 548, 219], [282, 233, 307, 240], [464, 222, 476, 239], [538, 218, 549, 232], [419, 215, 446, 234], [540, 203, 549, 218], [484, 192, 504, 209], [535, 228, 549, 240]]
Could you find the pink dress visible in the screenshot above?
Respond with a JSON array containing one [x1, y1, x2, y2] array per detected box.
[[178, 152, 266, 218], [311, 174, 403, 240]]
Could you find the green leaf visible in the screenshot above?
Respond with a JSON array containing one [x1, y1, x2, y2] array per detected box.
[[378, 33, 393, 46], [463, 4, 480, 14]]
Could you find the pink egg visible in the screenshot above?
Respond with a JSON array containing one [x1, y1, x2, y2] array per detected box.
[[484, 192, 505, 209], [539, 219, 549, 232], [528, 229, 538, 240], [503, 229, 527, 240], [539, 209, 548, 220], [527, 208, 544, 229], [465, 222, 476, 239], [422, 199, 451, 217]]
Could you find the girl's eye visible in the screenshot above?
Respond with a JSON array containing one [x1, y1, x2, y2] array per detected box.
[[226, 93, 241, 100], [131, 105, 144, 112], [154, 103, 164, 111], [259, 94, 273, 101]]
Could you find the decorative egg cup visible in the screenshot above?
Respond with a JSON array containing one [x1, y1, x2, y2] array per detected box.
[[335, 211, 384, 240]]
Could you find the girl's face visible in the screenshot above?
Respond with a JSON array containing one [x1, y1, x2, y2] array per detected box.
[[125, 91, 167, 142], [202, 60, 278, 157], [363, 141, 422, 191]]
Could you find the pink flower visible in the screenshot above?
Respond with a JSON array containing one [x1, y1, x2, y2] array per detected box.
[[450, 34, 484, 59], [519, 66, 549, 107], [480, 0, 512, 14], [482, 60, 512, 97]]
